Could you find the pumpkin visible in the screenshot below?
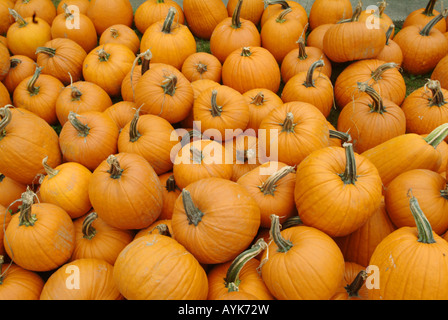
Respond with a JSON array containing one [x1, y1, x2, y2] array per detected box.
[[394, 10, 448, 75], [36, 38, 87, 85], [385, 169, 448, 235], [51, 4, 98, 54], [207, 239, 274, 300], [99, 24, 140, 55], [337, 82, 407, 153], [402, 0, 447, 33], [357, 0, 394, 37], [243, 88, 283, 135], [361, 123, 448, 187], [260, 214, 345, 300], [0, 204, 11, 257], [295, 142, 383, 237], [182, 0, 228, 40], [40, 258, 123, 300], [39, 156, 92, 220], [281, 59, 334, 118], [71, 211, 134, 265], [89, 153, 163, 230], [375, 24, 403, 66], [134, 0, 185, 34], [334, 59, 406, 110], [308, 0, 353, 30], [172, 139, 233, 190], [368, 192, 448, 299], [13, 0, 56, 26], [227, 133, 261, 181], [221, 46, 281, 95], [0, 256, 44, 300], [258, 101, 330, 167], [82, 43, 135, 97], [322, 1, 386, 63], [2, 55, 35, 94], [56, 0, 90, 15], [260, 7, 305, 64], [4, 188, 75, 272], [237, 161, 296, 228], [210, 0, 261, 64], [334, 196, 396, 267], [330, 262, 369, 300], [0, 173, 26, 214], [0, 40, 9, 81], [402, 80, 448, 136], [260, 0, 308, 29], [113, 232, 209, 300], [103, 101, 136, 133], [0, 0, 14, 35], [193, 85, 250, 141], [181, 52, 222, 83], [134, 63, 194, 124], [55, 80, 113, 127], [87, 0, 133, 35], [305, 23, 333, 51], [0, 82, 11, 108], [432, 54, 448, 90], [58, 111, 119, 171], [171, 177, 261, 264], [0, 106, 62, 185], [6, 10, 51, 60], [280, 34, 332, 84], [157, 173, 181, 221], [140, 7, 197, 71]]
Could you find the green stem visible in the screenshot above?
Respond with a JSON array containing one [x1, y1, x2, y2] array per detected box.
[[109, 28, 119, 39], [282, 216, 303, 229], [329, 129, 352, 143], [128, 108, 141, 142], [263, 0, 290, 10], [0, 106, 12, 141], [281, 112, 296, 133], [297, 36, 307, 60], [18, 188, 38, 227], [338, 142, 358, 185], [420, 9, 447, 36], [10, 58, 22, 69], [269, 214, 293, 253], [370, 62, 400, 82], [161, 74, 177, 96], [67, 112, 90, 137], [165, 175, 181, 192], [423, 123, 448, 148], [303, 59, 325, 88], [106, 155, 123, 179], [27, 66, 43, 96], [42, 156, 59, 179], [182, 189, 204, 226], [161, 6, 177, 34], [344, 270, 367, 299], [150, 223, 172, 237], [408, 189, 436, 243], [276, 7, 292, 23], [97, 48, 110, 62], [385, 24, 395, 45], [9, 9, 28, 28], [241, 47, 252, 57], [422, 0, 438, 16], [35, 47, 56, 57], [210, 90, 222, 117], [427, 80, 446, 107], [258, 166, 295, 196], [190, 145, 204, 164], [231, 0, 243, 29], [82, 211, 98, 240], [357, 82, 387, 114]]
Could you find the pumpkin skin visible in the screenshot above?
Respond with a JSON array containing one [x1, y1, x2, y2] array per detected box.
[[330, 262, 369, 300], [171, 177, 261, 265], [4, 190, 75, 272], [221, 46, 281, 95], [432, 55, 448, 90], [89, 153, 164, 230], [258, 101, 330, 167], [140, 7, 197, 71], [55, 81, 113, 127], [157, 172, 181, 221], [0, 174, 27, 214], [260, 215, 345, 300], [99, 24, 140, 55], [294, 143, 383, 237], [0, 259, 44, 300], [375, 24, 403, 66], [39, 158, 92, 220], [368, 194, 448, 300], [181, 52, 222, 83], [0, 106, 62, 185], [13, 0, 56, 26], [0, 81, 11, 108], [40, 258, 123, 300], [2, 55, 35, 94], [87, 0, 133, 35], [306, 23, 333, 51], [71, 212, 134, 265], [0, 203, 11, 256], [7, 10, 52, 60], [210, 0, 261, 64], [394, 11, 448, 75], [51, 5, 98, 54], [261, 0, 308, 29], [0, 0, 14, 35], [134, 219, 173, 239], [0, 40, 9, 81], [117, 111, 178, 176], [227, 133, 261, 182], [113, 233, 209, 300], [103, 101, 136, 133], [182, 0, 228, 40], [134, 0, 185, 34], [402, 0, 446, 33], [308, 0, 352, 30], [385, 169, 448, 235]]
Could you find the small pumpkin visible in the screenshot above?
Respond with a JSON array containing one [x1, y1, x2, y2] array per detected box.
[[99, 24, 140, 55], [87, 0, 134, 35], [305, 23, 333, 51], [357, 0, 394, 37], [308, 0, 352, 30], [402, 0, 446, 33], [13, 0, 56, 26], [0, 173, 27, 214], [182, 0, 228, 40], [103, 101, 136, 133], [260, 0, 308, 29], [0, 0, 14, 35], [0, 81, 11, 108], [2, 55, 35, 94], [375, 24, 403, 66], [157, 173, 181, 221], [181, 52, 222, 83]]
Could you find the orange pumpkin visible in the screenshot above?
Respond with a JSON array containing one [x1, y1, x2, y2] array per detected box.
[[402, 0, 447, 33], [0, 173, 27, 214], [308, 0, 352, 30], [13, 0, 56, 26], [330, 262, 369, 300], [99, 24, 140, 55], [157, 172, 181, 221], [182, 0, 228, 40], [134, 0, 185, 34], [87, 0, 134, 35], [261, 0, 308, 29], [357, 0, 394, 37], [103, 101, 136, 133], [181, 52, 222, 83], [2, 55, 35, 94], [0, 40, 9, 81], [226, 133, 261, 181], [375, 24, 403, 66]]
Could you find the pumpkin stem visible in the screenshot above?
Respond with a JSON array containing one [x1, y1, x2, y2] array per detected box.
[[276, 7, 292, 23], [181, 189, 204, 226], [0, 106, 12, 141], [258, 165, 295, 195], [130, 49, 152, 101], [190, 145, 204, 164], [224, 238, 268, 291], [422, 0, 438, 16], [303, 59, 325, 88], [210, 89, 223, 117], [9, 9, 28, 27], [161, 7, 177, 34], [385, 24, 395, 45], [339, 0, 362, 23], [338, 142, 358, 185], [269, 214, 293, 253], [378, 0, 388, 17], [82, 211, 98, 240], [281, 215, 303, 229], [423, 123, 448, 148], [35, 46, 56, 57], [231, 0, 244, 29], [420, 9, 447, 36], [10, 58, 22, 69], [357, 82, 387, 114], [128, 107, 142, 142], [236, 147, 256, 164], [106, 155, 124, 179], [250, 92, 265, 106], [67, 111, 90, 137], [329, 129, 352, 143], [18, 188, 38, 227], [161, 74, 177, 96], [427, 80, 446, 107], [297, 36, 307, 60], [27, 66, 43, 96], [149, 223, 172, 237], [344, 270, 367, 299], [281, 112, 296, 133], [109, 28, 119, 38], [195, 62, 207, 77], [370, 62, 400, 82], [97, 48, 111, 62], [0, 255, 4, 284], [240, 47, 252, 57], [180, 129, 203, 148], [440, 184, 448, 200], [42, 156, 59, 178], [263, 0, 290, 10], [407, 189, 436, 244], [165, 175, 181, 192]]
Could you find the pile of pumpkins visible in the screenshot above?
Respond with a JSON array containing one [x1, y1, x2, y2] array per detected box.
[[1, 0, 448, 300]]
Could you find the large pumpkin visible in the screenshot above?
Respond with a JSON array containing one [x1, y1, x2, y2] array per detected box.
[[13, 0, 56, 25], [308, 0, 352, 30], [182, 0, 228, 40], [402, 0, 446, 33], [134, 0, 185, 34], [87, 0, 133, 35]]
